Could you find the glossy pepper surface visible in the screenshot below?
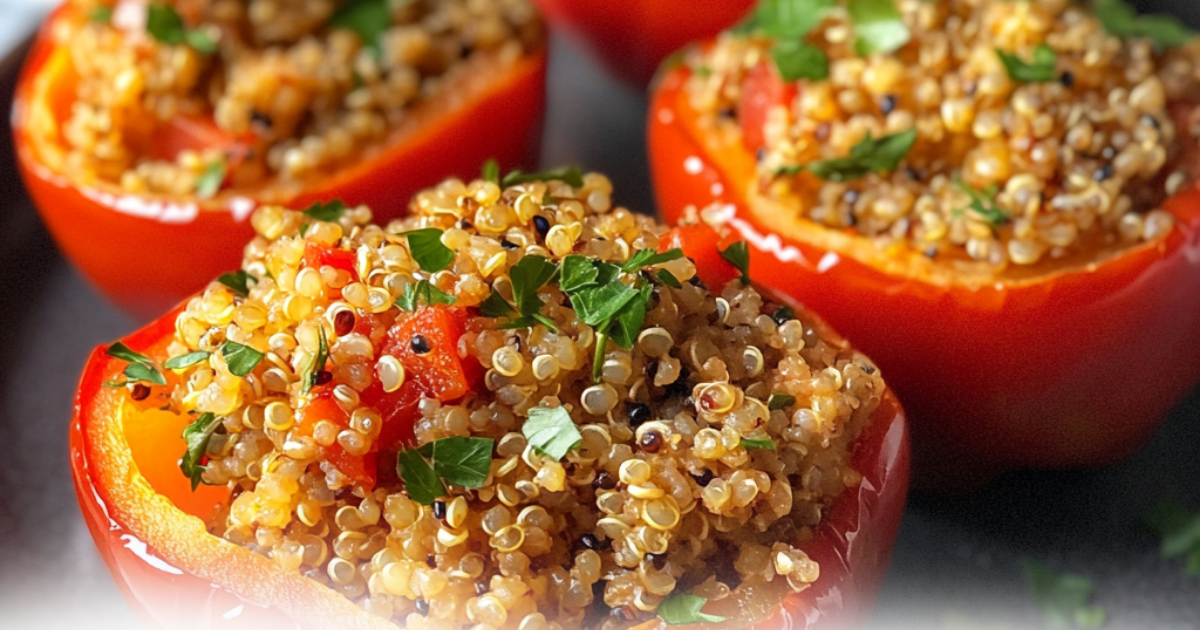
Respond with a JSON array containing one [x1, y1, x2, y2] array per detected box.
[[71, 281, 908, 629], [530, 0, 753, 87], [650, 64, 1200, 489], [13, 3, 546, 317]]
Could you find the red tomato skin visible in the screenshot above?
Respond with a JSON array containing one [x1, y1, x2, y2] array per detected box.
[[532, 0, 755, 87], [650, 63, 1200, 489], [659, 223, 741, 290], [13, 3, 547, 318], [70, 298, 908, 630]]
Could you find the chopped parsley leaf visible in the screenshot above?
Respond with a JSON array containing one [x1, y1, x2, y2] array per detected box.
[[300, 325, 328, 395], [482, 159, 500, 184], [522, 405, 583, 461], [767, 393, 797, 411], [740, 436, 777, 450], [397, 448, 445, 505], [195, 161, 226, 199], [655, 268, 683, 289], [996, 44, 1058, 84], [779, 128, 917, 182], [219, 341, 264, 377], [217, 270, 252, 297], [1094, 0, 1194, 48], [328, 0, 391, 52], [848, 0, 910, 56], [180, 413, 220, 490], [301, 200, 349, 223], [395, 280, 457, 312], [404, 228, 456, 273], [146, 4, 216, 54], [657, 593, 727, 625], [622, 248, 684, 273], [719, 241, 752, 286], [164, 351, 211, 370], [501, 166, 585, 189]]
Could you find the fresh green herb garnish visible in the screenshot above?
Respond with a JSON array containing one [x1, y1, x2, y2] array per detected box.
[[480, 291, 517, 318], [492, 255, 560, 331], [404, 228, 456, 273], [195, 161, 226, 199], [734, 0, 835, 81], [657, 593, 727, 625], [180, 413, 220, 490], [740, 436, 777, 450], [1022, 559, 1107, 629], [571, 280, 641, 327], [996, 44, 1057, 83], [89, 5, 113, 23], [219, 341, 264, 377], [560, 255, 618, 293], [104, 342, 167, 387], [164, 351, 211, 370], [622, 248, 684, 273], [396, 280, 458, 311], [522, 405, 583, 461], [779, 128, 917, 182], [146, 4, 217, 53], [655, 268, 683, 289], [328, 0, 390, 52], [719, 241, 752, 286], [767, 393, 797, 411], [609, 283, 655, 349], [502, 166, 585, 189], [954, 181, 1009, 227], [1147, 502, 1200, 575], [300, 325, 329, 395], [771, 39, 830, 81], [397, 448, 446, 505], [302, 200, 349, 223], [397, 436, 496, 504], [431, 437, 494, 488], [217, 270, 252, 297], [848, 0, 910, 56], [1094, 0, 1194, 48], [482, 159, 500, 184]]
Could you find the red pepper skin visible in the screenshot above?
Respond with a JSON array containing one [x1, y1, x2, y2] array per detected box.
[[13, 4, 546, 318], [71, 288, 908, 629], [530, 0, 754, 87], [649, 63, 1200, 489]]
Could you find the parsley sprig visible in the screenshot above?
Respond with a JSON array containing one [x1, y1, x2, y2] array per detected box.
[[996, 44, 1058, 84], [328, 0, 390, 53], [300, 326, 329, 395], [1147, 502, 1200, 576], [778, 129, 917, 182], [146, 4, 217, 54], [180, 412, 220, 490], [104, 342, 167, 388], [165, 351, 210, 370], [1095, 0, 1194, 48], [220, 341, 264, 377], [217, 270, 253, 297], [396, 280, 457, 311], [397, 437, 495, 505], [522, 405, 583, 461], [482, 256, 560, 331], [734, 0, 833, 81], [1022, 559, 1106, 629], [720, 241, 752, 286], [954, 181, 1009, 228], [657, 593, 727, 625], [404, 228, 456, 273]]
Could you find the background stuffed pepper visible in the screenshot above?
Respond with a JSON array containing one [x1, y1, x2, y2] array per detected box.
[[650, 0, 1200, 488], [531, 0, 754, 87], [14, 0, 547, 316], [72, 170, 909, 629]]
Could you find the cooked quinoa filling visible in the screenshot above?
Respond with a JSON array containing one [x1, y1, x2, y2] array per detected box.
[[62, 0, 542, 195], [123, 171, 887, 628], [687, 0, 1200, 269]]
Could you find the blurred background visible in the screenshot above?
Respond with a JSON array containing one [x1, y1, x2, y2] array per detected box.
[[0, 0, 1198, 628]]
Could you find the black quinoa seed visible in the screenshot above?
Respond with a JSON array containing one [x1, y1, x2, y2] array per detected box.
[[626, 402, 652, 427], [333, 309, 356, 336], [1094, 164, 1114, 182], [645, 552, 668, 570], [1142, 114, 1161, 130], [130, 383, 151, 401], [718, 106, 736, 119], [432, 499, 447, 521], [411, 334, 431, 354], [458, 218, 474, 230], [500, 238, 518, 250], [533, 215, 551, 239], [475, 582, 488, 595], [639, 431, 664, 453], [692, 469, 714, 486], [425, 554, 437, 568], [643, 360, 658, 379], [880, 94, 897, 115], [579, 533, 601, 550], [593, 470, 617, 491], [843, 189, 860, 206], [773, 305, 796, 326], [756, 147, 767, 163], [250, 109, 273, 129], [415, 598, 430, 616], [1060, 70, 1075, 88]]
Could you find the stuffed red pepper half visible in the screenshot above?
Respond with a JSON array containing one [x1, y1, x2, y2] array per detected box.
[[650, 0, 1200, 488], [14, 0, 546, 315], [71, 169, 908, 629]]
